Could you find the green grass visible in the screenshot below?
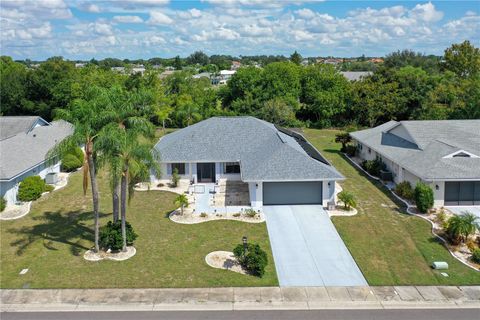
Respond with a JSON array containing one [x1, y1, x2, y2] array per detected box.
[[304, 128, 480, 286], [0, 171, 278, 288]]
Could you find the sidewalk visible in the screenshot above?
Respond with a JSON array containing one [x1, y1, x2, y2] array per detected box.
[[1, 286, 479, 312]]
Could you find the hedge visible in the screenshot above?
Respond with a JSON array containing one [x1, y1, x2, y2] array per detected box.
[[414, 182, 434, 213], [233, 243, 268, 277]]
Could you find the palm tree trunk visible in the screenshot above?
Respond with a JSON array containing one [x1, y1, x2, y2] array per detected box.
[[87, 152, 100, 253], [112, 178, 120, 223], [120, 169, 128, 252]]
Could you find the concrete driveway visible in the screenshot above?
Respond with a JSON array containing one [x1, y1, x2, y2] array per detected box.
[[264, 205, 367, 287], [446, 206, 480, 219]]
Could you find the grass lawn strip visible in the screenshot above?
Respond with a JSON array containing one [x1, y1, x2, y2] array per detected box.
[[0, 170, 278, 288]]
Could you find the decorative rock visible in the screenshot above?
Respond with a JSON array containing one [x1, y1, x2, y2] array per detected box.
[[205, 251, 247, 275], [84, 246, 136, 262]]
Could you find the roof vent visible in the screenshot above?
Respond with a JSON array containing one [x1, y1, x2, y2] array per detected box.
[[443, 150, 479, 158]]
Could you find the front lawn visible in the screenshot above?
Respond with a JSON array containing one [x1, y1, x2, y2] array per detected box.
[[304, 128, 480, 286], [0, 171, 278, 288]]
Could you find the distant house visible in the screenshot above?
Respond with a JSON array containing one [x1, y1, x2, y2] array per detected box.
[[350, 120, 480, 208], [75, 63, 86, 68], [212, 70, 236, 85], [369, 58, 384, 63], [192, 72, 212, 80], [340, 71, 372, 81], [0, 116, 73, 205], [231, 61, 241, 70], [159, 70, 176, 79], [111, 66, 126, 73]]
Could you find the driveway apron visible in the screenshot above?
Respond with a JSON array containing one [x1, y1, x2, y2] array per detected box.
[[264, 205, 367, 287]]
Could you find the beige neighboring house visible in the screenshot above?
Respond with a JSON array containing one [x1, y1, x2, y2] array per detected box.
[[0, 116, 73, 205], [350, 120, 480, 208]]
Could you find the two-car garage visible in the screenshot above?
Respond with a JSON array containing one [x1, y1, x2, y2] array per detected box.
[[445, 181, 480, 206], [263, 181, 323, 205]]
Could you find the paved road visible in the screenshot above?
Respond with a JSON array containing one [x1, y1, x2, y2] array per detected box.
[[3, 309, 480, 320], [264, 205, 367, 286]]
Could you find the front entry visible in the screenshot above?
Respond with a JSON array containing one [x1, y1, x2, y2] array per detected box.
[[197, 163, 215, 183]]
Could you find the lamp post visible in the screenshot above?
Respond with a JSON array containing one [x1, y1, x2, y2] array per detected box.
[[242, 236, 248, 255]]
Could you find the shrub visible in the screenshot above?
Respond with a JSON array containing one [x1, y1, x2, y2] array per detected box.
[[200, 212, 208, 218], [61, 146, 84, 172], [337, 190, 356, 210], [233, 243, 268, 277], [414, 182, 434, 213], [233, 213, 241, 217], [361, 159, 384, 177], [44, 184, 55, 192], [0, 198, 6, 212], [244, 208, 257, 218], [345, 145, 356, 157], [394, 181, 414, 200], [99, 220, 138, 251], [18, 176, 46, 202], [171, 168, 180, 187], [472, 248, 480, 264], [61, 154, 82, 172]]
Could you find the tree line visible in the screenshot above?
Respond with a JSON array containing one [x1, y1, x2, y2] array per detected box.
[[1, 40, 479, 130]]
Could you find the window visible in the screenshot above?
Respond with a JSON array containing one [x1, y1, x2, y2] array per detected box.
[[224, 162, 240, 174], [171, 163, 185, 175]]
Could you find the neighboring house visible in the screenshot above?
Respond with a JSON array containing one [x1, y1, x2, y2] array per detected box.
[[231, 61, 241, 70], [0, 116, 73, 205], [350, 120, 480, 207], [153, 117, 344, 208], [212, 70, 236, 85], [192, 72, 211, 80], [340, 71, 372, 81]]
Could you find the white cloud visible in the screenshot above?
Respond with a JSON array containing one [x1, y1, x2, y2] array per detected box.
[[295, 8, 315, 19], [93, 22, 113, 35], [85, 4, 101, 13], [292, 29, 314, 41], [113, 15, 144, 23], [148, 11, 173, 25], [410, 2, 443, 22]]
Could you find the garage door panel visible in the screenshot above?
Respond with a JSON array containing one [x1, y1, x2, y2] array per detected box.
[[445, 181, 480, 206], [263, 181, 322, 205]]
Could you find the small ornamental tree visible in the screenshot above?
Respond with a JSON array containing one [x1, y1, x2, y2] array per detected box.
[[337, 190, 357, 210], [446, 212, 479, 244], [335, 132, 352, 152], [174, 194, 189, 215], [99, 220, 138, 251], [414, 182, 434, 213], [61, 146, 84, 172], [233, 243, 268, 277], [18, 176, 46, 202]]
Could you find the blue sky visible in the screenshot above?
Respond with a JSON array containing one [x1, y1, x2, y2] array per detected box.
[[1, 0, 478, 60]]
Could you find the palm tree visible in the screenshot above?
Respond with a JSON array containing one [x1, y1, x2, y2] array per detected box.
[[98, 124, 160, 252], [174, 194, 189, 215], [49, 89, 109, 252], [446, 212, 479, 244], [337, 190, 356, 210]]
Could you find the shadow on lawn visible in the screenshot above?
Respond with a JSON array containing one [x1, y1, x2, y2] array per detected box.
[[8, 210, 109, 256]]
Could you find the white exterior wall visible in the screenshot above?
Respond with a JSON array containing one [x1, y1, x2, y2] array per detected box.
[[156, 162, 241, 184], [248, 181, 263, 208], [430, 181, 445, 208], [0, 161, 61, 205], [356, 141, 377, 161], [322, 180, 336, 207], [403, 169, 421, 187]]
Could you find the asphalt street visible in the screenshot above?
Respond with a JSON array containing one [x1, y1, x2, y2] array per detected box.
[[2, 309, 480, 320]]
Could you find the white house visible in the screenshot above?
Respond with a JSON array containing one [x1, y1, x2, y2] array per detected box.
[[153, 117, 344, 208], [350, 120, 480, 208], [0, 116, 73, 205]]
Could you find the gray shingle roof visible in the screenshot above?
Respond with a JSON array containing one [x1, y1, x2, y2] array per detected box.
[[350, 120, 480, 180], [154, 117, 343, 182], [0, 116, 47, 140], [0, 120, 73, 180]]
